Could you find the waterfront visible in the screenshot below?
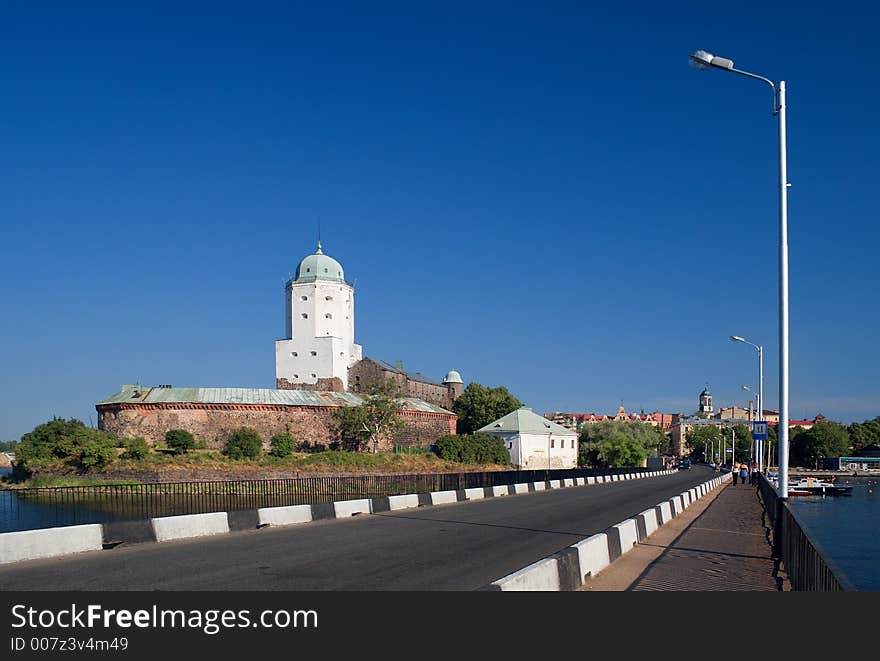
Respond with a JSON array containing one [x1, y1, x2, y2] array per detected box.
[[787, 476, 880, 590]]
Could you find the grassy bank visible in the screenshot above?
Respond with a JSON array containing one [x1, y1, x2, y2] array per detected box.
[[4, 449, 512, 487]]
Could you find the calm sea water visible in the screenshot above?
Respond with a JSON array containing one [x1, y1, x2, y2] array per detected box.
[[787, 476, 880, 591]]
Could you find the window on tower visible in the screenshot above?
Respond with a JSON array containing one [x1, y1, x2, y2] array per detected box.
[[325, 313, 332, 319], [325, 296, 333, 301], [310, 351, 317, 356], [302, 313, 308, 319], [301, 296, 308, 301]]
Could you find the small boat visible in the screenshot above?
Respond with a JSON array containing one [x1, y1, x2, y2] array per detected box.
[[785, 477, 853, 497]]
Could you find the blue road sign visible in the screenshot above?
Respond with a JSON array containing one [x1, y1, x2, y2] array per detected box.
[[753, 421, 768, 440]]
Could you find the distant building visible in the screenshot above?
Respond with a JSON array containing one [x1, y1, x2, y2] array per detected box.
[[672, 388, 824, 457], [480, 408, 577, 469], [545, 407, 678, 433], [699, 388, 713, 416]]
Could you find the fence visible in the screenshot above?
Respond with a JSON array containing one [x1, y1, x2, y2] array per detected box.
[[1, 466, 649, 533], [756, 473, 854, 591]]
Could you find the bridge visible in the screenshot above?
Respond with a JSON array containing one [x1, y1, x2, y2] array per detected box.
[[1, 468, 722, 590]]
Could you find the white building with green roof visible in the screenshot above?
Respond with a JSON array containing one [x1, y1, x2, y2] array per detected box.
[[478, 407, 578, 469]]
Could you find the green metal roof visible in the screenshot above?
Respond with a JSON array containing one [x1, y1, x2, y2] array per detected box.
[[97, 384, 453, 414], [292, 242, 345, 284], [477, 407, 576, 436]]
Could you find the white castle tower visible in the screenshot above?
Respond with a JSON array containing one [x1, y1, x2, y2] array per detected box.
[[275, 242, 362, 390]]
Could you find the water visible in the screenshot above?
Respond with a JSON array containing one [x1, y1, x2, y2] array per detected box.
[[787, 476, 880, 590]]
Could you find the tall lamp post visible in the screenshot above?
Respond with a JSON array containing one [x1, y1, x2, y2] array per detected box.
[[691, 51, 789, 500]]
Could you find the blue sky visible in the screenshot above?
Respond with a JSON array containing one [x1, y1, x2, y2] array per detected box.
[[2, 2, 878, 440]]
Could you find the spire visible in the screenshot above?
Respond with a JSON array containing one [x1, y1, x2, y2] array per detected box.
[[316, 240, 323, 255]]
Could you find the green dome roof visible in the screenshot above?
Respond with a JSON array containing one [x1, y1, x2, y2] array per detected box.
[[293, 242, 345, 283]]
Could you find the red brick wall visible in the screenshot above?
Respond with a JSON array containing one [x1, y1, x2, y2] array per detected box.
[[97, 403, 456, 451], [276, 377, 345, 392]]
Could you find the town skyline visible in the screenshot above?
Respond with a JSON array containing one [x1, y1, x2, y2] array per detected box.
[[2, 4, 878, 440]]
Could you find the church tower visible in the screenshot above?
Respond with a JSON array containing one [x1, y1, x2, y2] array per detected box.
[[275, 243, 362, 391], [699, 387, 714, 416]]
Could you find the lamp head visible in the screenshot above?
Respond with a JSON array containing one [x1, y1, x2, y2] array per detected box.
[[690, 50, 735, 71], [742, 385, 752, 391], [730, 335, 745, 343]]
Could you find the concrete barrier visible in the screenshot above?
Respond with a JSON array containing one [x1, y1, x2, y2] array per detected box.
[[491, 485, 509, 497], [152, 512, 229, 542], [491, 557, 560, 591], [611, 519, 639, 557], [532, 482, 546, 491], [463, 487, 485, 501], [587, 476, 595, 484], [387, 494, 421, 510], [655, 501, 672, 525], [668, 497, 681, 517], [636, 508, 659, 541], [429, 490, 458, 505], [572, 533, 610, 580], [0, 524, 104, 565], [563, 478, 575, 487], [548, 480, 561, 489], [333, 499, 372, 518], [512, 483, 530, 494], [258, 504, 313, 527]]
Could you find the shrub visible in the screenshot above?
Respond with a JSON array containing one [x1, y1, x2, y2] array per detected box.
[[224, 428, 262, 459], [165, 429, 195, 454], [15, 419, 120, 473], [269, 433, 294, 458], [433, 433, 510, 465], [78, 435, 118, 469], [121, 437, 150, 460]]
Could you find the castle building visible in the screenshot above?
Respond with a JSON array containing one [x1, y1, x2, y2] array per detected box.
[[274, 243, 463, 408], [97, 243, 461, 450]]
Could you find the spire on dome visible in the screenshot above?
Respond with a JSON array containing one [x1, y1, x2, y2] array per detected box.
[[316, 241, 323, 255]]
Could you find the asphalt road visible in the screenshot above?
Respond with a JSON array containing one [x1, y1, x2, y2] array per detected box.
[[0, 467, 714, 590]]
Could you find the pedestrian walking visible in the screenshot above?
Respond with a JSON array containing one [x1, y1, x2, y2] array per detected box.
[[739, 463, 749, 486], [733, 465, 739, 485]]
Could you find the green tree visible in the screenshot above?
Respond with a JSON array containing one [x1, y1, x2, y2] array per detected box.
[[721, 424, 753, 465], [791, 421, 850, 468], [17, 417, 89, 464], [269, 433, 294, 458], [121, 437, 150, 460], [334, 380, 404, 452], [452, 383, 523, 435], [848, 417, 880, 452], [0, 440, 19, 452], [685, 425, 721, 462], [433, 433, 510, 464], [165, 429, 196, 454], [224, 428, 263, 459], [578, 420, 667, 466], [595, 433, 646, 467], [15, 418, 118, 472]]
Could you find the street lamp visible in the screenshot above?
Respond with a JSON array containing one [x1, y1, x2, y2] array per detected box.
[[693, 51, 790, 500], [731, 335, 764, 426]]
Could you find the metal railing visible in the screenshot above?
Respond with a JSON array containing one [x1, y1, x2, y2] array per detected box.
[[756, 473, 854, 591], [1, 466, 651, 533]]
